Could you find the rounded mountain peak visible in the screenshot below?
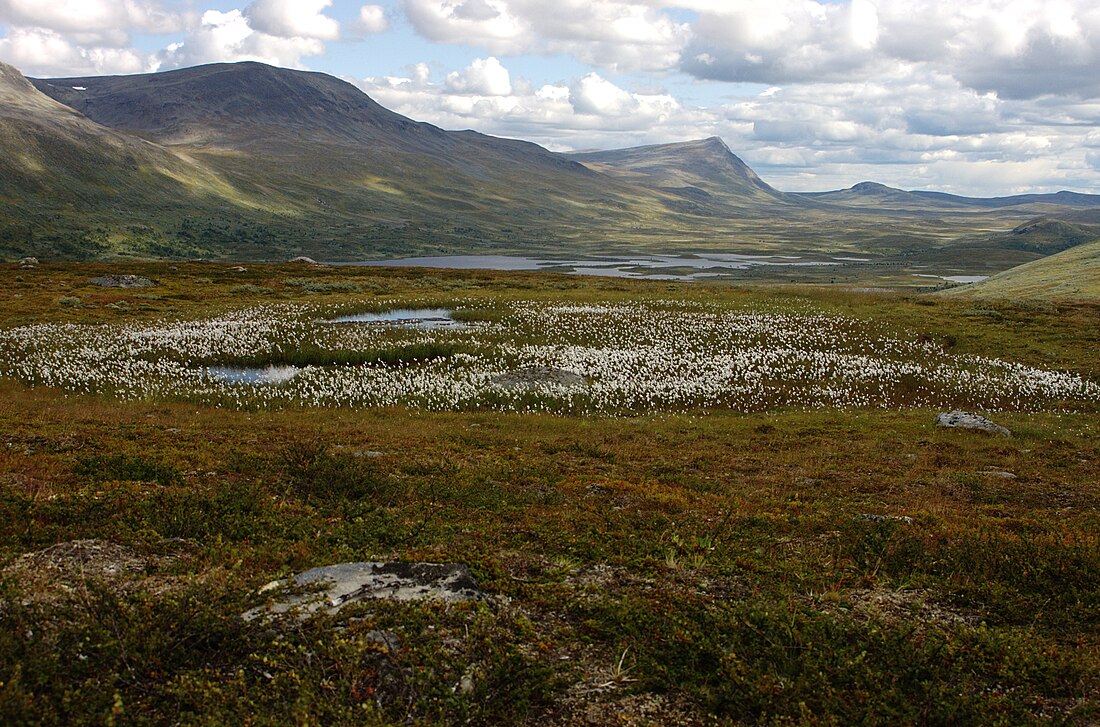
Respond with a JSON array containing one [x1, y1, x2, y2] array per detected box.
[[31, 61, 417, 144]]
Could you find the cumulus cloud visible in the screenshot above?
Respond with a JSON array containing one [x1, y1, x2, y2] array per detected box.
[[680, 0, 1100, 100], [357, 59, 713, 150], [401, 0, 689, 71], [446, 56, 512, 95], [156, 9, 325, 70], [0, 0, 188, 51], [0, 0, 187, 40], [351, 4, 389, 35], [570, 73, 638, 115], [0, 26, 147, 76], [396, 0, 1100, 101], [681, 0, 883, 85], [244, 0, 339, 40]]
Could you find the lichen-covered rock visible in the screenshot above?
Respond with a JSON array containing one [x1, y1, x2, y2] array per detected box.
[[18, 257, 38, 268], [88, 274, 156, 288], [935, 410, 1010, 436], [288, 256, 320, 264], [858, 514, 914, 525], [246, 561, 483, 619]]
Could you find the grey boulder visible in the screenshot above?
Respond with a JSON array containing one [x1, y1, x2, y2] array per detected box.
[[935, 410, 1010, 436], [491, 366, 587, 390], [246, 561, 482, 619]]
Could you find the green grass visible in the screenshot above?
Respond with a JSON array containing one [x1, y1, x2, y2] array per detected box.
[[945, 237, 1100, 302], [1, 263, 1099, 724]]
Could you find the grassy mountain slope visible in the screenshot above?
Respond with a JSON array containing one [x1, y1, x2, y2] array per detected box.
[[30, 62, 687, 259], [943, 236, 1100, 302], [0, 62, 273, 258]]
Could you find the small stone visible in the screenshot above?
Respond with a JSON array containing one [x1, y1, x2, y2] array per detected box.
[[453, 667, 475, 695], [364, 629, 401, 652], [981, 470, 1017, 479], [935, 410, 1010, 436]]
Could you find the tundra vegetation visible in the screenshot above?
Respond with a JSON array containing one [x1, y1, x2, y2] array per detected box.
[[1, 262, 1098, 724]]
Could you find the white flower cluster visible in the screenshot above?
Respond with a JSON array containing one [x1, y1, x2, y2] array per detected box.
[[1, 300, 1097, 414]]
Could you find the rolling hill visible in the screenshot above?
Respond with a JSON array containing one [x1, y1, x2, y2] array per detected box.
[[798, 181, 1100, 212], [943, 236, 1100, 302]]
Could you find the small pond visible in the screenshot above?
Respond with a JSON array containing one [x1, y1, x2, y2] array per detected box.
[[334, 254, 842, 281], [324, 308, 459, 327], [208, 365, 301, 384], [913, 274, 989, 284]]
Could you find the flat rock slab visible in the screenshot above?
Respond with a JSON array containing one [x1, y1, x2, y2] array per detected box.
[[492, 366, 587, 390], [935, 410, 1010, 436], [248, 562, 482, 619], [89, 274, 156, 288]]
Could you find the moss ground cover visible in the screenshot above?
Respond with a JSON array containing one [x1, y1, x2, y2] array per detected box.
[[1, 263, 1098, 724]]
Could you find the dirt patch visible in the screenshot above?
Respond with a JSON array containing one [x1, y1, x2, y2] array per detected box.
[[541, 686, 707, 726], [88, 274, 157, 288], [815, 586, 980, 628], [2, 539, 172, 604]]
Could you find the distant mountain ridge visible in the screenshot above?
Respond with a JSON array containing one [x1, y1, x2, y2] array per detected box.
[[568, 137, 792, 212], [798, 181, 1100, 211], [2, 59, 1099, 270]]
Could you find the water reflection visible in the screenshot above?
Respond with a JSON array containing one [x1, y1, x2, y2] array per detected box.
[[324, 308, 459, 327], [336, 253, 841, 280], [208, 365, 301, 384]]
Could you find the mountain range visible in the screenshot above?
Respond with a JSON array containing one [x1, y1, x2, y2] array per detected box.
[[2, 59, 1099, 278]]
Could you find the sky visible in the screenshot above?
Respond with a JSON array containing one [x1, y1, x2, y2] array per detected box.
[[2, 1, 1100, 196]]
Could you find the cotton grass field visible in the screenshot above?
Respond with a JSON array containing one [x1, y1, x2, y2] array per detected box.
[[1, 262, 1099, 724], [2, 298, 1097, 414]]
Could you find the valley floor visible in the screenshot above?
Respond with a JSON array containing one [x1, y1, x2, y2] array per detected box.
[[1, 263, 1098, 724]]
